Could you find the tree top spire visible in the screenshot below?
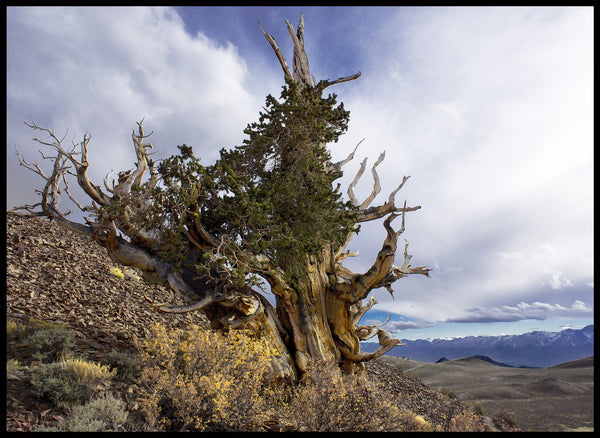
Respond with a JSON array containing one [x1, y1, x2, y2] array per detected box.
[[259, 14, 361, 91]]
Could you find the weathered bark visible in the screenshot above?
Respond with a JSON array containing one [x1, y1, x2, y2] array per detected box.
[[12, 15, 430, 382]]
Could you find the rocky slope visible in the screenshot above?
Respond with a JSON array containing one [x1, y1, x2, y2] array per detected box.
[[6, 213, 210, 350], [5, 213, 518, 431]]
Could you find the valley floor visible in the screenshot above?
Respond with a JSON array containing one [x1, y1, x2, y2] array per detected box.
[[380, 355, 594, 432]]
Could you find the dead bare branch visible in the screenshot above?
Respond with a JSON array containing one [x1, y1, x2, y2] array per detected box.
[[261, 13, 360, 92], [285, 16, 312, 87], [336, 326, 404, 362], [355, 170, 419, 223], [322, 71, 362, 89], [15, 146, 49, 180], [347, 157, 367, 206], [328, 138, 364, 180], [113, 120, 152, 196], [350, 296, 377, 326], [145, 295, 214, 314], [350, 212, 406, 301], [258, 19, 293, 83], [355, 312, 391, 341], [360, 151, 385, 210], [61, 172, 92, 213]]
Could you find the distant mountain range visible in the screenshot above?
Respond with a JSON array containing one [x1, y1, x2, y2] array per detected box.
[[362, 325, 594, 368]]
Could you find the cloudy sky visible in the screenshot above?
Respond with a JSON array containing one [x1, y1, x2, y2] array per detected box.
[[7, 6, 593, 340]]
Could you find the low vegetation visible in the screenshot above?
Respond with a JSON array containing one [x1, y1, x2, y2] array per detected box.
[[7, 317, 75, 362], [30, 358, 116, 408], [136, 323, 280, 431], [6, 316, 493, 432], [59, 393, 129, 432]]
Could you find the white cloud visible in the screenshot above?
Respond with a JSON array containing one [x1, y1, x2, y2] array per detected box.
[[334, 7, 593, 323], [385, 319, 433, 332], [549, 272, 574, 290], [7, 6, 278, 211], [571, 300, 590, 312]]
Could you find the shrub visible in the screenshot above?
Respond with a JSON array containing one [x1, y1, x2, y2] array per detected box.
[[447, 410, 487, 432], [493, 409, 519, 429], [28, 325, 76, 362], [283, 360, 421, 432], [7, 358, 21, 373], [7, 317, 75, 362], [472, 400, 486, 415], [137, 323, 279, 431], [100, 350, 140, 382], [439, 386, 457, 399], [31, 358, 117, 407], [132, 323, 488, 432], [427, 396, 487, 432], [66, 393, 129, 431], [35, 393, 129, 432], [6, 318, 19, 340], [7, 317, 58, 341]]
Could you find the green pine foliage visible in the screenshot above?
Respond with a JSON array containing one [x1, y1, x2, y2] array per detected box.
[[205, 81, 356, 272], [126, 81, 357, 281]]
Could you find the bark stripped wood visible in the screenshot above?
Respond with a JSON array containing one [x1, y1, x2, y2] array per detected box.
[[355, 312, 391, 340], [23, 122, 112, 208], [347, 157, 367, 207], [113, 120, 153, 196], [350, 296, 377, 325], [258, 19, 293, 82], [329, 138, 364, 178], [360, 151, 385, 210], [322, 71, 362, 90], [261, 13, 360, 92], [285, 17, 312, 87]]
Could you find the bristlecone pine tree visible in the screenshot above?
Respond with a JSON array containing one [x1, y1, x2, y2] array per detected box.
[[12, 15, 430, 382]]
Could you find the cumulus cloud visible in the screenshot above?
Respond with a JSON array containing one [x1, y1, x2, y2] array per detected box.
[[6, 6, 278, 212]]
